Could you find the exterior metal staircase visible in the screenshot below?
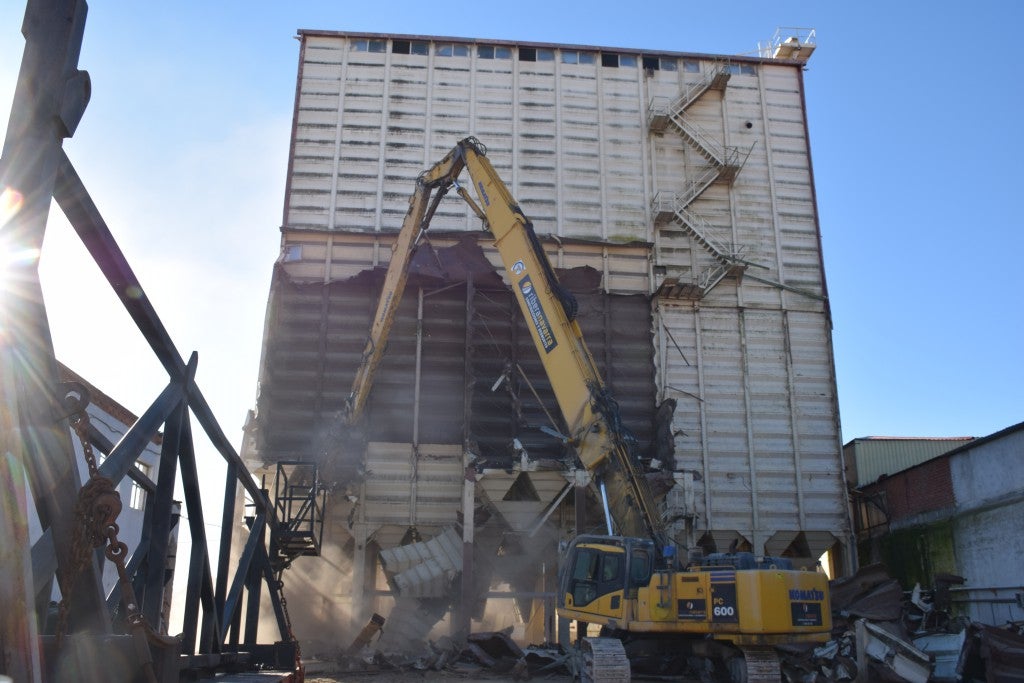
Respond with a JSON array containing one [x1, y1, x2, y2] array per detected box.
[[648, 64, 750, 299], [648, 65, 730, 133], [652, 192, 738, 263]]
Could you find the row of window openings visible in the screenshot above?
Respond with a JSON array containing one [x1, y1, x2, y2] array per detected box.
[[350, 39, 741, 73]]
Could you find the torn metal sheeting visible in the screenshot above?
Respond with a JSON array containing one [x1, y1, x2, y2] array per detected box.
[[855, 618, 932, 683]]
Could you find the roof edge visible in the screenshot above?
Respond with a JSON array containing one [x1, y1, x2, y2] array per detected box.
[[295, 29, 783, 65]]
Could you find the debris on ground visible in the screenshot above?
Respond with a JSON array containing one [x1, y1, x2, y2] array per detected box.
[[776, 563, 1024, 683], [333, 627, 572, 680], [320, 567, 1024, 683]]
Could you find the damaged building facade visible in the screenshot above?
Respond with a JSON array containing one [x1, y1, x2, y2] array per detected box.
[[850, 426, 1024, 626], [242, 29, 852, 651]]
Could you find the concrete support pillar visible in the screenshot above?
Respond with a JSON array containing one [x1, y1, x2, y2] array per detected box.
[[458, 461, 475, 639], [350, 523, 368, 632]]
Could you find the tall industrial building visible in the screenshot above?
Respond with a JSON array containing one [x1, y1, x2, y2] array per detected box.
[[243, 28, 851, 650]]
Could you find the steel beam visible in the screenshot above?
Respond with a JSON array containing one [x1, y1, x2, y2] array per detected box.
[[220, 511, 267, 646], [52, 153, 270, 512], [29, 373, 187, 599], [142, 398, 185, 628], [215, 461, 238, 629], [0, 0, 109, 649], [177, 416, 221, 655]]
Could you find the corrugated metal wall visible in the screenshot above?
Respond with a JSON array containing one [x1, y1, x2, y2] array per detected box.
[[657, 304, 844, 556], [845, 437, 974, 487], [258, 31, 851, 579]]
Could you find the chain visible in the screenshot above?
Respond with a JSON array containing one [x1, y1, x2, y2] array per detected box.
[[57, 401, 160, 683], [55, 408, 115, 642], [276, 574, 304, 679]]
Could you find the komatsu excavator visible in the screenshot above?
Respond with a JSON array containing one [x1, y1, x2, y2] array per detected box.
[[349, 137, 831, 682]]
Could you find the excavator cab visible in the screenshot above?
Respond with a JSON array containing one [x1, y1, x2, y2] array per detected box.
[[559, 535, 656, 625]]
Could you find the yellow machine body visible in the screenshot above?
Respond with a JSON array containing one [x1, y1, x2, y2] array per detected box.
[[558, 537, 831, 646]]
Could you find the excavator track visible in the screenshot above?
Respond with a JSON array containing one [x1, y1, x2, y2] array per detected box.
[[729, 646, 781, 683], [580, 637, 630, 683]]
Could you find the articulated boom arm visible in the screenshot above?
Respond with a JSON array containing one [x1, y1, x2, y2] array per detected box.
[[344, 145, 464, 423], [347, 137, 667, 548]]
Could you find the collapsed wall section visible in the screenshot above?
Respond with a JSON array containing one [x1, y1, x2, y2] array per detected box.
[[252, 233, 659, 479]]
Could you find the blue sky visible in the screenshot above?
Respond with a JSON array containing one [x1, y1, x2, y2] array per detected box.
[[2, 0, 1022, 452]]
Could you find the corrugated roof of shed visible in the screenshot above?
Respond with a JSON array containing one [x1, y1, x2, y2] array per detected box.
[[845, 436, 973, 486]]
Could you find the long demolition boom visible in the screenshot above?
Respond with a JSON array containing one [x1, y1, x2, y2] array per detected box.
[[346, 137, 668, 549]]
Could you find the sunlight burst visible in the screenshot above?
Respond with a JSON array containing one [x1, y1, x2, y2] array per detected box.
[[1, 186, 41, 292]]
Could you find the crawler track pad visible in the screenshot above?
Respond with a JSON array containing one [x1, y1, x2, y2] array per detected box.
[[581, 637, 630, 683]]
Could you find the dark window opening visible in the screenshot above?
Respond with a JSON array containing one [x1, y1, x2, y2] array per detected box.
[[642, 56, 659, 71], [520, 47, 537, 62], [391, 40, 428, 56], [602, 53, 619, 68]]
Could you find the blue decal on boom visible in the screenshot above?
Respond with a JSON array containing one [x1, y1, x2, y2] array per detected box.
[[519, 275, 557, 353], [478, 181, 491, 207]]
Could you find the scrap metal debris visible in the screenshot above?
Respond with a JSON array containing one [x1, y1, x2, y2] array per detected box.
[[776, 564, 1024, 683]]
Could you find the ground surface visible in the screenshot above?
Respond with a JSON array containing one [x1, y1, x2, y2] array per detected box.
[[306, 671, 571, 683], [304, 667, 709, 682]]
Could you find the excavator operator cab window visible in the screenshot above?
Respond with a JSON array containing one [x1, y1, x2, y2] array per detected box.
[[569, 547, 625, 607], [602, 553, 622, 581], [629, 548, 652, 588]]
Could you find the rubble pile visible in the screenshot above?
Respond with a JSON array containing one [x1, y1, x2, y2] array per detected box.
[[335, 626, 572, 680], [324, 567, 1024, 682], [777, 564, 1024, 683]]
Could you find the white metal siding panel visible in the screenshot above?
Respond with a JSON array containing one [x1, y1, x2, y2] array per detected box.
[[290, 36, 657, 244], [600, 64, 647, 242], [786, 311, 845, 528], [363, 442, 462, 528], [657, 303, 846, 552]]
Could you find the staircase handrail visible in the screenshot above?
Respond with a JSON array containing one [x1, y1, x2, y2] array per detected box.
[[648, 64, 730, 121]]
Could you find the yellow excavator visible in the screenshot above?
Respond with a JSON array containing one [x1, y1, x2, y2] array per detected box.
[[350, 137, 831, 682]]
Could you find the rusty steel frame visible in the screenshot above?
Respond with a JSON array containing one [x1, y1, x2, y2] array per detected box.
[[0, 1, 302, 681]]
